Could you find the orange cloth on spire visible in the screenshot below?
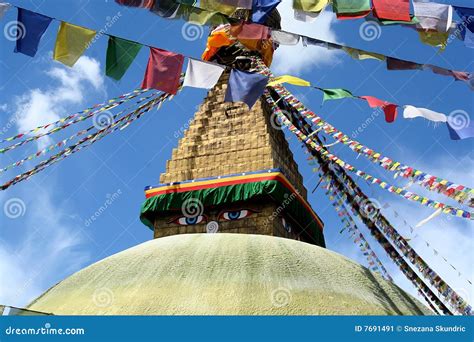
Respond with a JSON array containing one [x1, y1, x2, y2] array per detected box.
[[202, 28, 236, 62]]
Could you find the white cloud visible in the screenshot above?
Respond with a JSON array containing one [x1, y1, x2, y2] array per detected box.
[[272, 2, 341, 74], [0, 56, 105, 307], [13, 56, 105, 149], [0, 188, 91, 307]]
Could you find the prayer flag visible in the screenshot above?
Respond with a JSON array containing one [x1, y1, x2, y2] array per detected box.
[[294, 9, 319, 22], [271, 30, 300, 45], [447, 118, 474, 140], [332, 0, 371, 19], [418, 30, 448, 50], [106, 36, 142, 80], [293, 0, 328, 13], [413, 0, 452, 32], [141, 47, 184, 95], [453, 6, 474, 33], [151, 0, 180, 18], [251, 0, 281, 24], [183, 58, 225, 89], [230, 22, 269, 39], [201, 0, 237, 15], [387, 57, 423, 70], [53, 22, 96, 67], [403, 105, 447, 123], [321, 88, 354, 102], [372, 0, 410, 22], [0, 2, 10, 19], [14, 8, 52, 57], [220, 0, 252, 9], [268, 75, 310, 87], [224, 69, 268, 108], [343, 47, 385, 61], [360, 96, 398, 123]]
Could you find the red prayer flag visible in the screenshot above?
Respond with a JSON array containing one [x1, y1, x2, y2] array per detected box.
[[373, 0, 411, 21], [360, 96, 398, 123], [387, 57, 423, 70], [141, 47, 184, 95], [230, 23, 270, 40]]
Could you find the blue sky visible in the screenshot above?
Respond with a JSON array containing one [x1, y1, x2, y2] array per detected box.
[[0, 0, 472, 311]]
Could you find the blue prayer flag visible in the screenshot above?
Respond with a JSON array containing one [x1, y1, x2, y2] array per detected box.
[[447, 118, 474, 140], [15, 8, 53, 57], [454, 6, 474, 33], [224, 69, 268, 108], [251, 0, 281, 24]]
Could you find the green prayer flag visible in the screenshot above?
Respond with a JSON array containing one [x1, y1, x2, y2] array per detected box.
[[106, 36, 142, 80], [321, 88, 354, 102], [333, 0, 371, 14]]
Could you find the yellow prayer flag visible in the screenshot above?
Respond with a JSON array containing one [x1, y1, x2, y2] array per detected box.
[[268, 75, 311, 87], [293, 0, 329, 13], [343, 47, 385, 61], [418, 31, 448, 51], [54, 22, 96, 67]]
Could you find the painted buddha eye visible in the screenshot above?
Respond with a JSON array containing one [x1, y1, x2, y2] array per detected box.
[[171, 215, 207, 225], [219, 209, 254, 221]]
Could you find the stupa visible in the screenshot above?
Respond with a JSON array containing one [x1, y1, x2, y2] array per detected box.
[[25, 9, 430, 315]]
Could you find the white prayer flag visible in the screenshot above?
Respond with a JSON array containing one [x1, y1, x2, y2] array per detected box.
[[413, 1, 453, 32], [294, 9, 320, 22], [271, 30, 300, 45], [183, 58, 225, 89], [403, 105, 447, 123]]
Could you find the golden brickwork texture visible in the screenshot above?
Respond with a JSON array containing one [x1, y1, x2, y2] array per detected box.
[[159, 72, 307, 199]]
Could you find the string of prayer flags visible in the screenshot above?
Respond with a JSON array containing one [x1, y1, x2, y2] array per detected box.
[[106, 36, 142, 80], [53, 22, 96, 67], [183, 58, 225, 89], [0, 2, 10, 19], [262, 76, 474, 206], [271, 30, 300, 45], [262, 85, 472, 220], [402, 105, 447, 123], [293, 0, 329, 13], [141, 47, 184, 95], [359, 96, 398, 123], [224, 69, 268, 108], [332, 0, 371, 20], [372, 0, 410, 22], [413, 0, 453, 32], [446, 118, 474, 140], [268, 75, 310, 87], [14, 8, 52, 57], [320, 88, 354, 103], [251, 0, 281, 24]]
